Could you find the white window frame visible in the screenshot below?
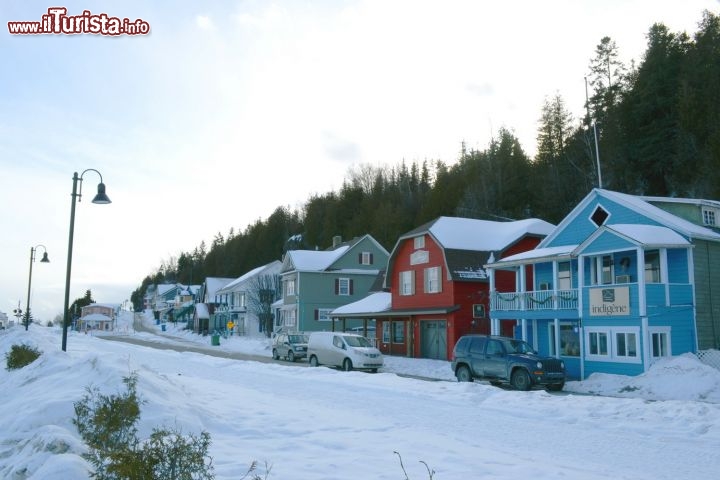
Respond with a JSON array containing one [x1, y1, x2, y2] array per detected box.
[[360, 252, 372, 265], [644, 250, 661, 284], [317, 308, 333, 322], [414, 236, 425, 249], [337, 278, 351, 296], [285, 279, 296, 296], [424, 266, 442, 293], [548, 322, 580, 357], [702, 207, 717, 226], [382, 321, 391, 343], [557, 261, 571, 290], [585, 326, 641, 363], [399, 270, 415, 296], [284, 309, 297, 327], [649, 327, 672, 359]]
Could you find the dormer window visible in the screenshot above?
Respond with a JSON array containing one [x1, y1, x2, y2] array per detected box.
[[702, 208, 717, 227], [590, 205, 609, 227], [414, 235, 425, 249]]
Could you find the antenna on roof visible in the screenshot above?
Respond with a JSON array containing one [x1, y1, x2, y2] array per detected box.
[[585, 76, 603, 189]]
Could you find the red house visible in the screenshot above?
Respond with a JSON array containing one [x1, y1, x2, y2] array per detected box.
[[370, 216, 554, 360]]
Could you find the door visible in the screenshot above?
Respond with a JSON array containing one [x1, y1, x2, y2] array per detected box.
[[483, 339, 507, 378], [420, 320, 447, 359]]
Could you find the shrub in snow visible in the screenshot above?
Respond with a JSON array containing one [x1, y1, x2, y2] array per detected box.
[[5, 343, 41, 370]]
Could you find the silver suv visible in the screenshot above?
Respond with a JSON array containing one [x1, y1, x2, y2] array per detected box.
[[272, 333, 309, 362]]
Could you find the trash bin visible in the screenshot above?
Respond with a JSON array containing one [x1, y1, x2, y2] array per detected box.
[[161, 324, 166, 332], [211, 334, 220, 346]]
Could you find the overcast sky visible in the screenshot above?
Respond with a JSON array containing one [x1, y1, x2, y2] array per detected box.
[[1, 0, 718, 322]]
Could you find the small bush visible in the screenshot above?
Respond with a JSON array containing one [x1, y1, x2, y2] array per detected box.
[[5, 343, 42, 370], [73, 372, 215, 480]]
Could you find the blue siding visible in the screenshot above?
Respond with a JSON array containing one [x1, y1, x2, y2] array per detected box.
[[548, 196, 665, 247], [534, 263, 553, 289], [582, 231, 635, 255], [584, 361, 644, 377], [667, 249, 689, 283]]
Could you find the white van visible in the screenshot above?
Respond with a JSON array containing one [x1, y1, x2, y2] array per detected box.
[[307, 331, 384, 372]]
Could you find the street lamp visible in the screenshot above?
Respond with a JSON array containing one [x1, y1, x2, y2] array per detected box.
[[61, 169, 111, 352], [13, 300, 23, 327], [24, 245, 50, 330]]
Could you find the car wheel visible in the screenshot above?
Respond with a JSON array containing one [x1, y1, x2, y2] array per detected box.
[[309, 355, 319, 367], [546, 382, 565, 392], [287, 350, 295, 362], [370, 368, 378, 373], [272, 349, 279, 360], [511, 369, 531, 391], [455, 365, 472, 382], [342, 358, 353, 371]]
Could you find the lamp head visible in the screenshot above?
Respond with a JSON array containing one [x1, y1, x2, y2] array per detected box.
[[40, 251, 50, 263], [92, 182, 112, 204]]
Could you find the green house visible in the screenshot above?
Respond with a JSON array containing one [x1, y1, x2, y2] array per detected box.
[[278, 235, 389, 333]]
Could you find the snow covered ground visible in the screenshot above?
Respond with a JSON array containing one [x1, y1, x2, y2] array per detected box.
[[1, 311, 719, 479]]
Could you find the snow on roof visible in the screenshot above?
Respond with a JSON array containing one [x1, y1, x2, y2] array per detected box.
[[81, 313, 111, 321], [606, 224, 691, 247], [286, 245, 349, 271], [194, 303, 209, 319], [204, 277, 235, 297], [218, 261, 282, 293], [331, 292, 391, 315], [600, 190, 720, 241], [489, 244, 578, 266], [429, 217, 555, 251]]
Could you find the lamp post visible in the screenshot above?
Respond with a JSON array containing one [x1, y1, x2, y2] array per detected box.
[[61, 169, 111, 352], [13, 300, 23, 327], [24, 245, 50, 330]]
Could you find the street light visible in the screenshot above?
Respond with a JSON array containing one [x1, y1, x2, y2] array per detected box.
[[61, 169, 111, 352], [24, 245, 50, 330], [13, 300, 23, 327]]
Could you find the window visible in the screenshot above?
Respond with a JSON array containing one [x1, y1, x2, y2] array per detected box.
[[590, 205, 610, 227], [615, 331, 638, 358], [590, 255, 614, 285], [399, 271, 415, 296], [414, 236, 425, 249], [558, 261, 571, 290], [650, 328, 671, 358], [382, 322, 391, 343], [424, 266, 442, 293], [703, 208, 716, 226], [393, 321, 404, 343], [587, 330, 609, 357], [601, 255, 613, 284], [335, 278, 352, 296], [586, 327, 640, 363], [284, 309, 296, 327], [644, 250, 661, 283], [285, 279, 296, 296], [316, 308, 332, 322], [238, 293, 246, 308], [360, 252, 373, 265], [549, 323, 580, 357]]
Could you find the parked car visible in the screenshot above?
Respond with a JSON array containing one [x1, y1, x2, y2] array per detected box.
[[450, 334, 566, 391], [272, 333, 309, 362], [307, 331, 383, 372]]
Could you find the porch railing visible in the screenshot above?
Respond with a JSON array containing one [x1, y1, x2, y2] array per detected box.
[[492, 289, 579, 312]]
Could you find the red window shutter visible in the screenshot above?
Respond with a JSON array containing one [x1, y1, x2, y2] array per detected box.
[[335, 279, 339, 295]]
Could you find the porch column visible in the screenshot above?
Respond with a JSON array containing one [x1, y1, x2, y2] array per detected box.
[[518, 265, 527, 310], [521, 318, 527, 341], [554, 318, 560, 359]]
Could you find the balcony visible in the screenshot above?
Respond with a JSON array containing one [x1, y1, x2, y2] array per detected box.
[[492, 289, 579, 312]]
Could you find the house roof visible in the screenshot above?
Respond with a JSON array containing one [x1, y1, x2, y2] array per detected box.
[[539, 189, 720, 248], [194, 303, 209, 319], [284, 245, 350, 271], [203, 277, 235, 298], [81, 313, 111, 321], [330, 291, 460, 319], [217, 261, 282, 294], [387, 216, 555, 284], [602, 224, 691, 248]]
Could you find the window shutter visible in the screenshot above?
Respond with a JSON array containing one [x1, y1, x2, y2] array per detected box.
[[370, 253, 373, 264], [349, 279, 354, 295], [314, 309, 319, 320], [334, 279, 339, 295], [358, 253, 362, 264]]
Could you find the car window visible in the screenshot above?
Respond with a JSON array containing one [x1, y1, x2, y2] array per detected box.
[[288, 335, 305, 343], [333, 336, 343, 348], [344, 335, 371, 347], [486, 340, 504, 356], [468, 337, 486, 354], [504, 339, 536, 354]]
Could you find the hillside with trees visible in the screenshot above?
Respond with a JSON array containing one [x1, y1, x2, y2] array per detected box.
[[131, 11, 720, 310]]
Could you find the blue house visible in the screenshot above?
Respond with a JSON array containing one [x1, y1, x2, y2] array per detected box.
[[485, 189, 720, 380]]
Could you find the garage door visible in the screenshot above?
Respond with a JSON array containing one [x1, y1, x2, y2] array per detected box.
[[421, 320, 447, 359]]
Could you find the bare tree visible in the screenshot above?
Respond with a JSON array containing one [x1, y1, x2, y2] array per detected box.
[[247, 274, 281, 337]]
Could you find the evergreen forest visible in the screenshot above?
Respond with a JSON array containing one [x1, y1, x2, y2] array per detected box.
[[130, 12, 720, 309]]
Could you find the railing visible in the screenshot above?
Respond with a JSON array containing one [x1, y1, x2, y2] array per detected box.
[[492, 289, 579, 312]]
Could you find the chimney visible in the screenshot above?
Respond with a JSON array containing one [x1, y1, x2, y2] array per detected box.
[[332, 235, 342, 248]]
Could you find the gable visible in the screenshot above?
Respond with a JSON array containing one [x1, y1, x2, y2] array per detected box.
[[328, 235, 389, 270]]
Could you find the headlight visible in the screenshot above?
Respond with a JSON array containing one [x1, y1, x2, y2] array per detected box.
[[536, 361, 543, 369], [560, 361, 565, 369]]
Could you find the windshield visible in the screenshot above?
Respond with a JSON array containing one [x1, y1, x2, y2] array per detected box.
[[503, 339, 536, 354], [289, 335, 308, 343], [343, 335, 372, 348]]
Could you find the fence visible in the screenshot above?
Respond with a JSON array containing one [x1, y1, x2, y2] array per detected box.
[[696, 349, 720, 371]]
